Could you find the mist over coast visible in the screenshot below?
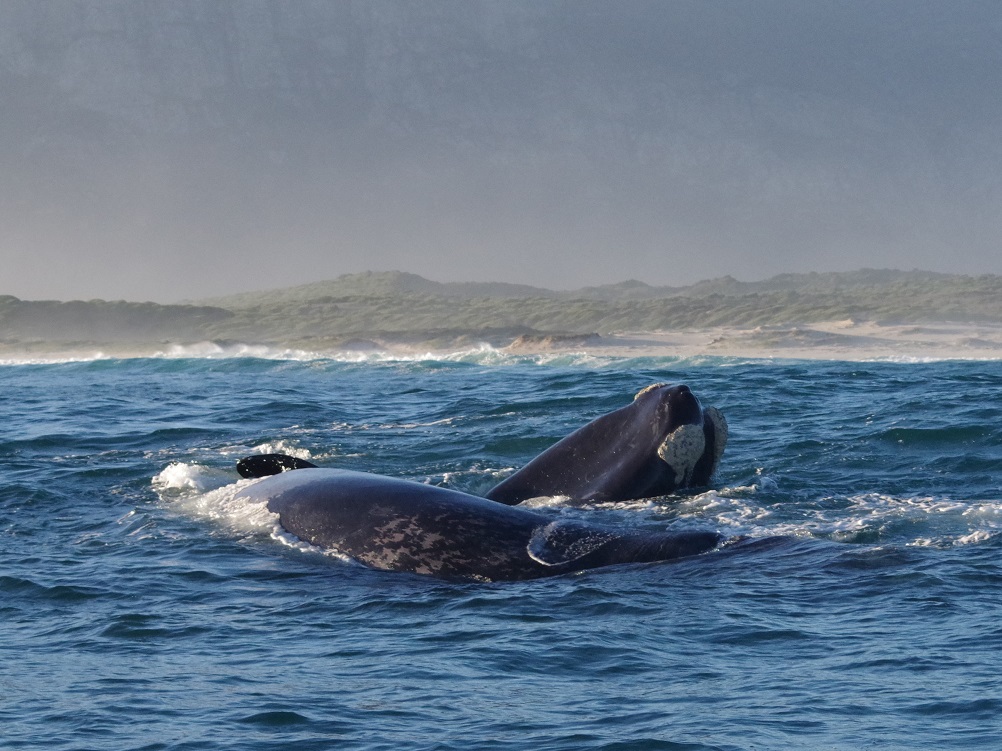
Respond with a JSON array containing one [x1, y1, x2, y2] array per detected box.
[[3, 1, 1001, 302]]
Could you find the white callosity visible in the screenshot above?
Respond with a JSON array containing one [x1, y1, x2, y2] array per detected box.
[[657, 423, 707, 487], [634, 382, 669, 400], [704, 406, 728, 474]]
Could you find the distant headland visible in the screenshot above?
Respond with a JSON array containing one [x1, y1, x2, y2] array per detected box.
[[4, 269, 1002, 361]]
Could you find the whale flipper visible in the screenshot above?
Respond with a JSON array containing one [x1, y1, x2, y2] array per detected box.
[[236, 453, 319, 478], [527, 520, 618, 566]]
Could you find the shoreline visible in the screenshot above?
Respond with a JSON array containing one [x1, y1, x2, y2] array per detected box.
[[505, 320, 1002, 361], [4, 320, 1002, 363]]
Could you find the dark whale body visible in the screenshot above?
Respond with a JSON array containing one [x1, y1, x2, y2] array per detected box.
[[236, 468, 722, 581], [486, 383, 728, 505]]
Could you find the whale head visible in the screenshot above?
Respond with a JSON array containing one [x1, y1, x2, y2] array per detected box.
[[636, 383, 728, 488]]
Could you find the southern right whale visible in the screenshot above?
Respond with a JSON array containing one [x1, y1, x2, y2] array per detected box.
[[235, 467, 723, 581], [486, 383, 728, 505]]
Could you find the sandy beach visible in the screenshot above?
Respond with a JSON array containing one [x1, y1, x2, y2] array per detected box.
[[5, 320, 1002, 363], [504, 320, 1002, 361]]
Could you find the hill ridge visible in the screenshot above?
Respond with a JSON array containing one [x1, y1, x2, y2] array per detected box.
[[4, 269, 1002, 348], [193, 268, 958, 308]]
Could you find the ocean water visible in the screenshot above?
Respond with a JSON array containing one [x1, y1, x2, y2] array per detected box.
[[2, 348, 1001, 750]]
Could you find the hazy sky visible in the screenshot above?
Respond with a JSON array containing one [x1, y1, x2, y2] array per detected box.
[[2, 0, 1000, 302]]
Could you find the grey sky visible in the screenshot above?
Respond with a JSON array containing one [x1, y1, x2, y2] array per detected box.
[[2, 0, 1000, 302]]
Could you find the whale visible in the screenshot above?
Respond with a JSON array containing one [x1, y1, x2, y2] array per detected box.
[[235, 467, 723, 581], [485, 383, 728, 505]]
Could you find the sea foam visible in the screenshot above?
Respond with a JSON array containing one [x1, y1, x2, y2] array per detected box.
[[151, 461, 348, 559], [673, 488, 1002, 548]]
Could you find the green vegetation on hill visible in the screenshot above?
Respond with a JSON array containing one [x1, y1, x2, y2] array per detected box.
[[3, 270, 1002, 348]]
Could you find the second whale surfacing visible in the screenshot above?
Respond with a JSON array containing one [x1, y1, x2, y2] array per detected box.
[[235, 468, 723, 581], [486, 383, 728, 505]]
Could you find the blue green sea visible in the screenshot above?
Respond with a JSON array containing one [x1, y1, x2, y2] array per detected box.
[[2, 348, 1001, 750]]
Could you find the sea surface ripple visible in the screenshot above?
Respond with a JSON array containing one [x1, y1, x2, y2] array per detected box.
[[2, 351, 1001, 750]]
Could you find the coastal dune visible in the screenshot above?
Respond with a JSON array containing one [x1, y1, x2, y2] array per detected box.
[[3, 270, 1002, 361], [531, 321, 1002, 362]]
